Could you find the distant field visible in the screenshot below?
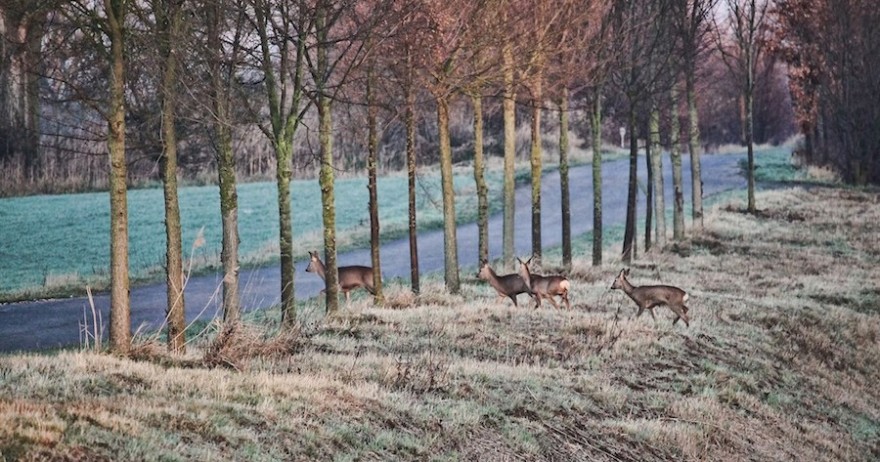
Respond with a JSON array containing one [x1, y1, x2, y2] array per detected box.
[[1, 175, 877, 460], [0, 168, 508, 299]]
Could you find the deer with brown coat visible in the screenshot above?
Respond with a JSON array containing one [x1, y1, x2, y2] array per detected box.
[[477, 260, 533, 307], [516, 257, 572, 309], [306, 251, 376, 303], [611, 268, 690, 327]]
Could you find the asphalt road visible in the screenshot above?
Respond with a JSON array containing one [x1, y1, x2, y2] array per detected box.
[[0, 152, 746, 353]]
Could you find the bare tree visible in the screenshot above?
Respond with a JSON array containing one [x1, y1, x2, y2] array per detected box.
[[203, 0, 244, 324], [56, 0, 132, 353], [150, 0, 187, 352], [610, 0, 676, 262], [365, 56, 384, 305], [305, 0, 389, 311], [673, 0, 718, 229], [247, 0, 308, 322], [716, 0, 771, 213]]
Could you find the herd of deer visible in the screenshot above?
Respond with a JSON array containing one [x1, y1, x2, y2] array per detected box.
[[306, 251, 691, 327]]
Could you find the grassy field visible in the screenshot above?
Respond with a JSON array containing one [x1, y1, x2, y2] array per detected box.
[[0, 167, 516, 301], [0, 139, 625, 303], [1, 174, 878, 460]]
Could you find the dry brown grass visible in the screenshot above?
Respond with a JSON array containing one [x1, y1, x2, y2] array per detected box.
[[1, 185, 879, 461]]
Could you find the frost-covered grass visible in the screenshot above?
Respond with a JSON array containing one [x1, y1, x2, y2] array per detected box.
[[1, 184, 879, 461], [0, 167, 511, 301]]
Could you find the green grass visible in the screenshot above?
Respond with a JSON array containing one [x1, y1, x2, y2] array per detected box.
[[0, 168, 513, 301], [0, 139, 620, 303]]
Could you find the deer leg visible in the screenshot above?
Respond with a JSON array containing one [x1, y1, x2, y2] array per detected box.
[[534, 293, 543, 309], [670, 304, 690, 327], [559, 289, 571, 310], [546, 295, 560, 309], [508, 294, 518, 308], [649, 308, 658, 326]]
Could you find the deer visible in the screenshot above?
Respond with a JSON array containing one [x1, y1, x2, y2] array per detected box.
[[477, 260, 533, 307], [610, 268, 690, 327], [305, 250, 376, 303], [516, 257, 572, 309]]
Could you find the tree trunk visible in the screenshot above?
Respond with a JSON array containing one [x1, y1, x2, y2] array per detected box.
[[686, 71, 703, 229], [644, 123, 653, 253], [746, 71, 756, 213], [106, 0, 130, 354], [405, 49, 419, 294], [158, 0, 185, 353], [471, 93, 489, 264], [317, 7, 339, 312], [649, 105, 665, 248], [366, 65, 384, 305], [670, 85, 685, 240], [275, 143, 294, 320], [502, 44, 516, 268], [590, 93, 603, 266], [437, 95, 460, 293], [558, 90, 571, 271], [622, 105, 638, 263], [529, 74, 543, 267], [208, 2, 241, 325], [218, 132, 240, 324]]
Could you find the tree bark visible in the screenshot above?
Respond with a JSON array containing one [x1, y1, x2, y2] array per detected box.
[[471, 93, 489, 264], [622, 105, 638, 263], [437, 95, 460, 293], [405, 49, 419, 294], [502, 44, 516, 268], [207, 2, 241, 325], [317, 5, 339, 313], [157, 0, 185, 353], [649, 105, 666, 248], [745, 63, 756, 213], [686, 71, 703, 230], [106, 0, 130, 354], [529, 74, 543, 267], [590, 93, 603, 266], [252, 4, 308, 324], [366, 64, 384, 305], [644, 122, 653, 253], [558, 90, 571, 271], [670, 84, 685, 240]]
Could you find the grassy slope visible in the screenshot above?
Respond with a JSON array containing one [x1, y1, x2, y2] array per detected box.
[[1, 183, 879, 461]]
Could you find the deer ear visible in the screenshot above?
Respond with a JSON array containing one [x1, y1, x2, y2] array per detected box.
[[526, 256, 533, 265], [624, 268, 631, 276]]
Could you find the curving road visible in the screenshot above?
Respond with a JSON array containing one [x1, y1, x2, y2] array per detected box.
[[0, 152, 745, 353]]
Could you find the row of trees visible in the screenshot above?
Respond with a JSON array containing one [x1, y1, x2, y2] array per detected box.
[[0, 0, 849, 356]]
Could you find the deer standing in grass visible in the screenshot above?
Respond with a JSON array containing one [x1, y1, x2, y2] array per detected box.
[[306, 251, 376, 303], [516, 257, 572, 309], [477, 260, 533, 307], [611, 268, 690, 327]]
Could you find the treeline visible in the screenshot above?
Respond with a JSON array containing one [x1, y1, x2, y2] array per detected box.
[[0, 1, 800, 195], [774, 0, 880, 185], [0, 0, 855, 356]]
